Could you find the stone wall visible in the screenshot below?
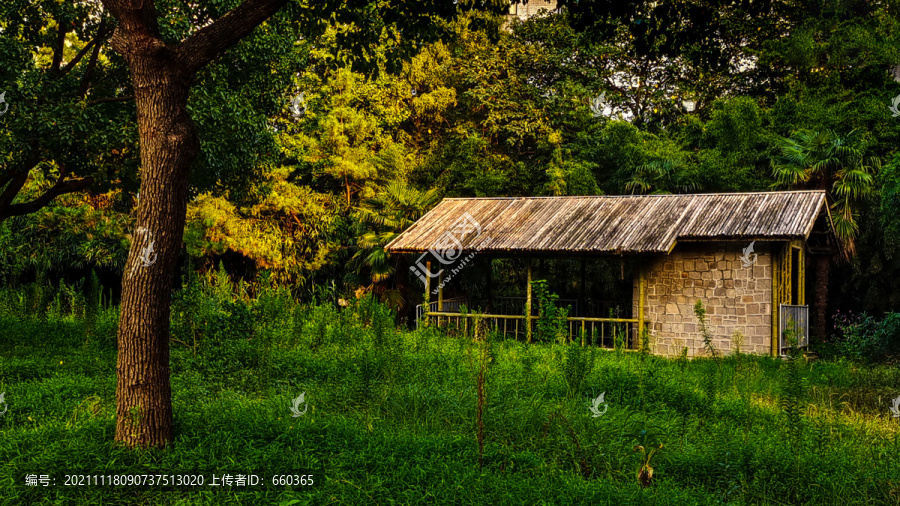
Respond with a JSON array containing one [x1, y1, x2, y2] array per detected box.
[[633, 242, 773, 357], [508, 0, 559, 21]]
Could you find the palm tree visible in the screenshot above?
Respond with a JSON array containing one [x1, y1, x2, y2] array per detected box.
[[351, 180, 440, 312], [772, 130, 878, 254], [626, 159, 700, 194], [770, 129, 879, 340]]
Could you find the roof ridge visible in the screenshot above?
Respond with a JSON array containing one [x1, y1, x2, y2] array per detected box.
[[442, 190, 825, 201]]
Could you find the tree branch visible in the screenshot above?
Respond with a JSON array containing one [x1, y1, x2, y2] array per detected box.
[[0, 173, 95, 222], [0, 170, 31, 213], [78, 21, 111, 98], [0, 156, 43, 219], [60, 20, 110, 80], [51, 20, 68, 73], [59, 39, 98, 77], [176, 0, 290, 74]]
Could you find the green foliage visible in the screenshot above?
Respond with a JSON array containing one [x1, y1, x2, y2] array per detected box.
[[531, 279, 570, 344], [170, 264, 256, 357], [351, 180, 439, 284], [4, 279, 900, 503], [183, 172, 341, 286], [779, 319, 806, 500], [469, 314, 492, 467], [560, 342, 595, 398], [694, 300, 722, 411], [693, 299, 719, 360], [771, 129, 880, 255], [831, 310, 900, 363]]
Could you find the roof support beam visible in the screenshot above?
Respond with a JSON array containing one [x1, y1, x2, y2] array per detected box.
[[526, 257, 533, 343], [425, 260, 432, 315], [638, 260, 646, 351], [438, 270, 444, 312]]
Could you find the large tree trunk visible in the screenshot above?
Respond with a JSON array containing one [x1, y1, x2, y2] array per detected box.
[[115, 64, 198, 447], [102, 0, 291, 449], [813, 254, 831, 342]]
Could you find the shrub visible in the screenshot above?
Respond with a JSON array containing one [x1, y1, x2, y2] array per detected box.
[[832, 311, 900, 363], [560, 341, 595, 397], [531, 279, 570, 344]]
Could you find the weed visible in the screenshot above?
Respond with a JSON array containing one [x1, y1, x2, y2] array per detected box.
[[780, 317, 806, 501], [531, 279, 570, 344], [470, 313, 492, 468], [693, 299, 719, 359], [560, 341, 595, 398]]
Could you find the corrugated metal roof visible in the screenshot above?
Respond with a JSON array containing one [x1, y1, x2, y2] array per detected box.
[[384, 191, 828, 254]]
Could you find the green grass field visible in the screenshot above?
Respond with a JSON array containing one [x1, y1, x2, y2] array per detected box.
[[1, 282, 900, 505]]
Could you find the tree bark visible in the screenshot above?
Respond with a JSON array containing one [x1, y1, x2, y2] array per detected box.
[[102, 0, 290, 448], [813, 254, 831, 342], [114, 64, 196, 447]]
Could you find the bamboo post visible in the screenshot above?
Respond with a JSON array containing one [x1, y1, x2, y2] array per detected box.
[[526, 257, 533, 343], [438, 270, 444, 312], [799, 246, 805, 305], [785, 244, 792, 304], [425, 260, 432, 321], [637, 261, 646, 350]]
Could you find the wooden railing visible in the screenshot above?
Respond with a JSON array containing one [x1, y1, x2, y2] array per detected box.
[[415, 297, 627, 320], [420, 311, 647, 349]]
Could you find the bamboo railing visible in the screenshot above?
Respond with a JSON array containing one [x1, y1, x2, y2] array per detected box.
[[419, 311, 647, 349]]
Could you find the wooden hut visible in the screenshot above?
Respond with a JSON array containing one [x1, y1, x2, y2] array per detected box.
[[385, 190, 837, 357]]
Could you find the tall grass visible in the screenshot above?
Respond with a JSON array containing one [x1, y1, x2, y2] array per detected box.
[[1, 275, 900, 505]]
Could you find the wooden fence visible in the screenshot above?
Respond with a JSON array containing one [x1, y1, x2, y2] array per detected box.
[[419, 310, 646, 349]]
